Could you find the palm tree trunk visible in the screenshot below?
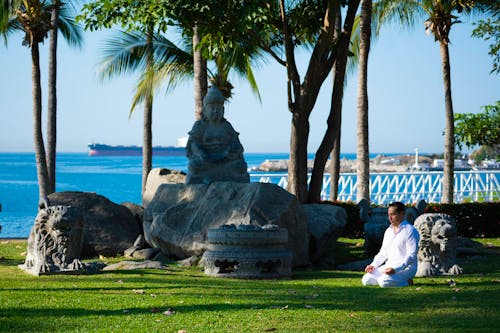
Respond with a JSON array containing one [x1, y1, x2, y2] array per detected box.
[[356, 0, 372, 203], [440, 41, 455, 203], [142, 29, 154, 199], [47, 1, 59, 194], [32, 42, 50, 200], [329, 10, 343, 202], [193, 24, 207, 120], [329, 126, 341, 201]]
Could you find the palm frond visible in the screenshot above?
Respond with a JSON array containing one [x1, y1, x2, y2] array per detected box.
[[97, 30, 149, 81], [129, 68, 155, 115], [57, 3, 83, 48], [374, 0, 425, 34]]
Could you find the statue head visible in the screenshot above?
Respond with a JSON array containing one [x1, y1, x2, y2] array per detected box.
[[202, 86, 226, 121], [431, 218, 457, 252]]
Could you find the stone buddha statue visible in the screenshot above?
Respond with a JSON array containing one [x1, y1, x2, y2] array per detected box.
[[185, 86, 250, 184]]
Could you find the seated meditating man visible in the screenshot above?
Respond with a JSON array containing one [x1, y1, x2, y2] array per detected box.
[[362, 201, 420, 287], [185, 86, 249, 184]]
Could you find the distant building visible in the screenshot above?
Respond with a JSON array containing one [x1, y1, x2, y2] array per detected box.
[[432, 159, 469, 169]]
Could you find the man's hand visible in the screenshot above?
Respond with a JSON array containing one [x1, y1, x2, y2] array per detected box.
[[365, 265, 375, 273], [384, 267, 395, 275]]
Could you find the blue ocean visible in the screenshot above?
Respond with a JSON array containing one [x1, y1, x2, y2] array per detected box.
[[1, 152, 366, 238]]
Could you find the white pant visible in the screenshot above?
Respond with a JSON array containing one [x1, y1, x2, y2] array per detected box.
[[362, 265, 416, 288]]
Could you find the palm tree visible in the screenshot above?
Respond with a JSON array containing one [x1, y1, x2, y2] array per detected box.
[[1, 0, 52, 200], [98, 29, 193, 198], [47, 0, 82, 194], [356, 0, 372, 203], [375, 0, 488, 203], [2, 0, 82, 199]]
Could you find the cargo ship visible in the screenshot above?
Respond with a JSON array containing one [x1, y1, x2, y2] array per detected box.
[[88, 138, 187, 157]]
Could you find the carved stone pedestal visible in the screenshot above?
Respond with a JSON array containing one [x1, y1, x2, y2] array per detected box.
[[202, 225, 292, 278]]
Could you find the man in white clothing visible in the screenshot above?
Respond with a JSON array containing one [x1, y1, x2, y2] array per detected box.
[[362, 202, 420, 287]]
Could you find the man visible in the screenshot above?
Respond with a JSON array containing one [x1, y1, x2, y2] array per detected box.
[[362, 202, 419, 287]]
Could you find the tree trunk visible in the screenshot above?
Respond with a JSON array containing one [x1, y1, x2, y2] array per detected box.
[[142, 29, 154, 199], [356, 0, 372, 203], [288, 110, 310, 202], [329, 126, 341, 201], [193, 24, 207, 120], [32, 42, 50, 200], [308, 3, 357, 203], [329, 10, 343, 202], [308, 51, 348, 203], [47, 2, 59, 194], [440, 41, 455, 203]]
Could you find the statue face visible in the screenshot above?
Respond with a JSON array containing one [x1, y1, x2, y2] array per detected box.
[[431, 219, 456, 252], [204, 103, 224, 121]]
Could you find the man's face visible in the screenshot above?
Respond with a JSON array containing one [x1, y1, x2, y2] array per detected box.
[[388, 206, 405, 226]]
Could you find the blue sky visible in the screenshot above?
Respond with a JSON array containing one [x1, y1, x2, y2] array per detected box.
[[0, 17, 498, 154]]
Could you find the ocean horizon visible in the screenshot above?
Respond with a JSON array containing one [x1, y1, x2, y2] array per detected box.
[[0, 151, 404, 238]]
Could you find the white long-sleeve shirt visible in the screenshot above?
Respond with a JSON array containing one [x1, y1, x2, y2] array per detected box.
[[370, 221, 420, 273]]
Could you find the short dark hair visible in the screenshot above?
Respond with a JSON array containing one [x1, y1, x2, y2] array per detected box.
[[389, 201, 405, 213]]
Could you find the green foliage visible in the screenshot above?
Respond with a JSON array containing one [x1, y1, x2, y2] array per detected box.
[[0, 239, 499, 332], [471, 1, 500, 74], [426, 202, 500, 237], [454, 101, 500, 151]]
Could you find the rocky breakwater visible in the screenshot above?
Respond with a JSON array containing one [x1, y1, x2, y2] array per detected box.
[[254, 154, 434, 173]]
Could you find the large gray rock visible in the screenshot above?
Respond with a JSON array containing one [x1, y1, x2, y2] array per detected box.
[[48, 191, 142, 257], [144, 182, 309, 267], [143, 168, 187, 207], [303, 204, 347, 263]]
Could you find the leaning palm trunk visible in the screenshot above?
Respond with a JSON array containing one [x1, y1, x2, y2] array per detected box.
[[440, 41, 455, 203], [192, 24, 207, 120], [47, 2, 59, 194], [356, 0, 372, 203], [32, 42, 50, 200]]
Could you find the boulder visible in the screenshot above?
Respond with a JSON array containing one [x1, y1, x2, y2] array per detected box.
[[144, 182, 309, 268], [143, 168, 187, 207], [303, 204, 347, 263], [48, 191, 141, 258], [121, 202, 144, 231]]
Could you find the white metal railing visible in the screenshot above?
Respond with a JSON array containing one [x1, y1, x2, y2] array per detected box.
[[250, 170, 500, 204]]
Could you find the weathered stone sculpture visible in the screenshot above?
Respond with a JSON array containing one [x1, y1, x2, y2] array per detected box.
[[19, 199, 85, 275], [186, 86, 249, 184], [143, 181, 310, 268], [202, 224, 292, 278], [414, 213, 463, 277], [359, 199, 389, 257]]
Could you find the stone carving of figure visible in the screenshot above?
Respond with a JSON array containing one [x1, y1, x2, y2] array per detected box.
[[19, 198, 85, 275], [186, 86, 250, 184], [414, 213, 463, 277]]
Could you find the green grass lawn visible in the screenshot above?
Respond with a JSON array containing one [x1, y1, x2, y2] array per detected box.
[[0, 238, 498, 333]]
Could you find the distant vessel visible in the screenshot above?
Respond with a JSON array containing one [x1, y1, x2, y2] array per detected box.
[[88, 138, 187, 157]]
